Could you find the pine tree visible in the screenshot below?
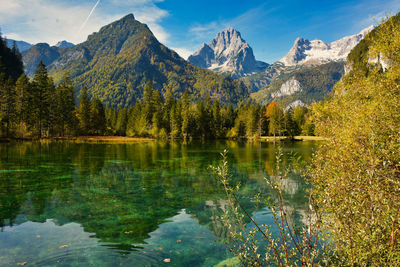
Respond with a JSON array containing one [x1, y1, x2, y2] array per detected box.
[[78, 88, 91, 135], [90, 98, 106, 135], [116, 108, 127, 136], [142, 81, 155, 126], [55, 76, 76, 136], [105, 108, 118, 135], [212, 100, 222, 138], [14, 74, 31, 136], [181, 90, 190, 140], [0, 76, 16, 137], [284, 108, 297, 139], [150, 89, 163, 137], [293, 106, 307, 135], [265, 101, 284, 138], [162, 87, 175, 133], [31, 61, 54, 138], [170, 102, 181, 139]]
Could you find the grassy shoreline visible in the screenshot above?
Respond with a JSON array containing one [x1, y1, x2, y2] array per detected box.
[[0, 135, 325, 143]]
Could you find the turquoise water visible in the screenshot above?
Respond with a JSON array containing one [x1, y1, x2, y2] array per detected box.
[[0, 141, 317, 266]]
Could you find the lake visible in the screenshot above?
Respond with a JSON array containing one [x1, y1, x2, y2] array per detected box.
[[0, 141, 318, 266]]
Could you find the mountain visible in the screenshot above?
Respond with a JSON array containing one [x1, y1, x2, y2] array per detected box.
[[22, 42, 74, 75], [280, 26, 374, 66], [188, 28, 268, 77], [240, 26, 374, 106], [55, 40, 75, 49], [250, 61, 344, 108], [5, 39, 32, 52], [22, 43, 60, 76], [44, 14, 247, 108]]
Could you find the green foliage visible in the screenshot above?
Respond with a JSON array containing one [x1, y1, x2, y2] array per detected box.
[[55, 76, 77, 136], [78, 88, 91, 135], [310, 14, 400, 265], [31, 61, 55, 138], [211, 149, 325, 266], [284, 108, 297, 139], [265, 102, 284, 137], [90, 98, 106, 135]]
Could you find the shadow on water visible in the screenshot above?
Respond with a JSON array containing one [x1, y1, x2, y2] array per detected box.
[[0, 140, 319, 266]]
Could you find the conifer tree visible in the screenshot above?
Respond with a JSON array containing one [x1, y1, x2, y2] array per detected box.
[[78, 88, 91, 135], [0, 76, 16, 137], [293, 106, 307, 135], [162, 88, 175, 133], [170, 102, 181, 139], [265, 101, 284, 137], [116, 108, 127, 136], [55, 76, 76, 136], [32, 61, 54, 138], [284, 108, 297, 139], [181, 90, 190, 140], [212, 100, 222, 138], [14, 74, 31, 136], [90, 98, 106, 135]]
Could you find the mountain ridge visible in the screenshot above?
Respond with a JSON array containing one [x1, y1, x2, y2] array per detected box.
[[280, 26, 374, 66]]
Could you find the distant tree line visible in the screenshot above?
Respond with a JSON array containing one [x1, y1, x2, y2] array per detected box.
[[0, 35, 314, 140]]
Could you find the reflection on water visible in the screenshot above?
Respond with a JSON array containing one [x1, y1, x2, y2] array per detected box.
[[0, 141, 318, 266]]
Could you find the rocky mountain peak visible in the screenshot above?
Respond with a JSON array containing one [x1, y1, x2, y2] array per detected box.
[[188, 28, 268, 77]]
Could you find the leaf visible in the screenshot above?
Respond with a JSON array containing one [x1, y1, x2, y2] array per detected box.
[[58, 245, 68, 249], [18, 262, 27, 266]]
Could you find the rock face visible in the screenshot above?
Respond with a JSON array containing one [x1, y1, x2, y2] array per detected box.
[[271, 78, 301, 98], [188, 28, 268, 77], [368, 52, 390, 72], [280, 26, 374, 66]]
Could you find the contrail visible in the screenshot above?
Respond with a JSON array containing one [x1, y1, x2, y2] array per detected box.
[[78, 0, 101, 34]]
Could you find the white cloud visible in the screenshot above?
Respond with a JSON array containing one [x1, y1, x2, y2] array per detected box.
[[134, 5, 169, 43], [0, 0, 170, 45]]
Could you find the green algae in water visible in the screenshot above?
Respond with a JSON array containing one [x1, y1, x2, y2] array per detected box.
[[0, 169, 37, 173], [0, 141, 318, 266]]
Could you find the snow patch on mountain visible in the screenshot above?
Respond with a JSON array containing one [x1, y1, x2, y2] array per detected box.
[[280, 26, 374, 66], [188, 28, 268, 77]]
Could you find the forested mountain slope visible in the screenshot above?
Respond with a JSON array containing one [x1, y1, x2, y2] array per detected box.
[[25, 14, 248, 108]]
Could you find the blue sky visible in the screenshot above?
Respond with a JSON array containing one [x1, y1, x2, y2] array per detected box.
[[0, 0, 399, 62]]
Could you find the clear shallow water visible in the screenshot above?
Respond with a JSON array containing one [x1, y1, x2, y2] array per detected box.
[[0, 141, 317, 266]]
